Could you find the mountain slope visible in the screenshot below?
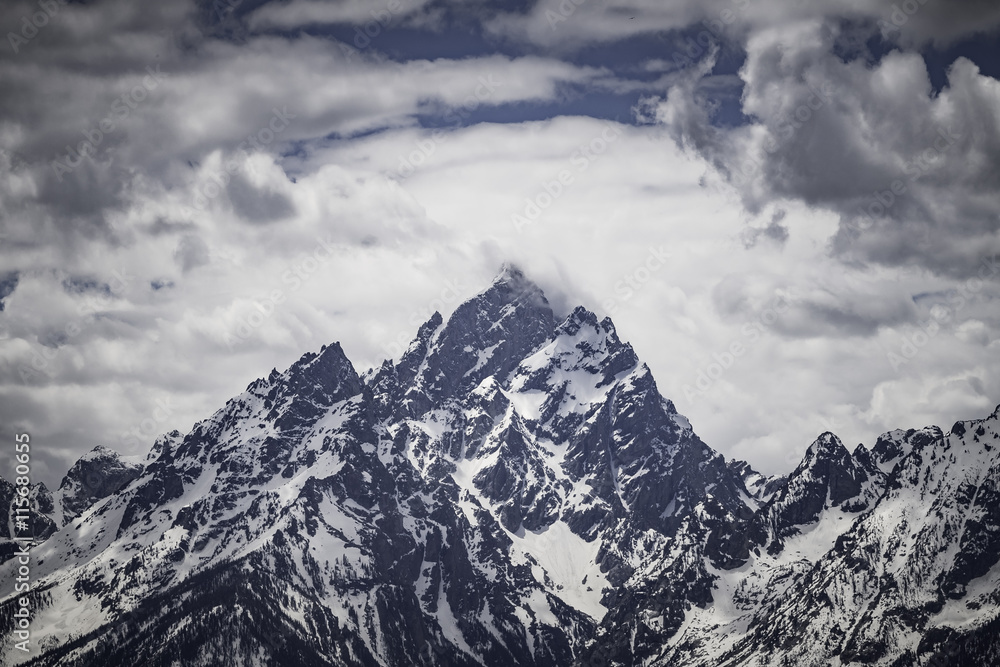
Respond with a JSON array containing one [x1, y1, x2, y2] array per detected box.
[[662, 410, 1000, 667], [0, 446, 142, 564], [2, 266, 999, 667]]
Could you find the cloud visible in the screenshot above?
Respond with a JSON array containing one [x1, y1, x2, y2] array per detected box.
[[246, 0, 437, 30], [174, 234, 210, 272], [0, 272, 18, 312], [1, 0, 998, 491], [645, 18, 1000, 280], [309, 117, 1000, 475], [226, 173, 295, 224], [484, 0, 1000, 51], [2, 108, 998, 488], [0, 5, 606, 274], [741, 209, 788, 248]]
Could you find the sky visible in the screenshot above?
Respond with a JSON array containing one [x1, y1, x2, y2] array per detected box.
[[1, 0, 999, 489]]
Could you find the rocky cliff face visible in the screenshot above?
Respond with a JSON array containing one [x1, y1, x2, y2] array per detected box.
[[2, 266, 999, 667], [0, 446, 143, 564]]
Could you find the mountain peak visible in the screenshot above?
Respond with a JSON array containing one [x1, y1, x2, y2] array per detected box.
[[55, 445, 144, 526], [794, 432, 877, 500], [368, 266, 555, 417], [279, 341, 360, 399], [804, 431, 848, 459], [80, 444, 120, 461], [492, 261, 527, 285], [251, 341, 363, 434], [556, 305, 600, 333], [10, 268, 1000, 667], [752, 430, 886, 554], [484, 262, 550, 313], [540, 306, 638, 382]]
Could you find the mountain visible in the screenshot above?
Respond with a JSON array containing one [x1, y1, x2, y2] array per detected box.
[[0, 479, 55, 563], [1, 265, 999, 666], [0, 446, 143, 564]]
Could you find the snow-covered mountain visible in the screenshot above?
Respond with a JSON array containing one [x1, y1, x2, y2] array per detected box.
[[2, 265, 999, 666], [1, 446, 143, 564]]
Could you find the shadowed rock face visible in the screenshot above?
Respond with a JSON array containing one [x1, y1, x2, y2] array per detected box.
[[3, 266, 1000, 667], [745, 432, 888, 556], [370, 263, 557, 419], [56, 446, 145, 522], [0, 478, 57, 561], [0, 446, 144, 563]]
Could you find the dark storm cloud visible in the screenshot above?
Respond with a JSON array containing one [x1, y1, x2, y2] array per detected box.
[[226, 173, 295, 224], [147, 218, 197, 236], [0, 272, 18, 311], [459, 0, 1000, 285], [61, 277, 112, 297], [648, 17, 1000, 281], [795, 300, 913, 338], [742, 210, 788, 249], [34, 161, 130, 242], [173, 234, 210, 272], [710, 266, 922, 340], [0, 0, 601, 277]]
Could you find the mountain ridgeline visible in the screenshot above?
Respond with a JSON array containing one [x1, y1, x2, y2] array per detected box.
[[2, 265, 1000, 666]]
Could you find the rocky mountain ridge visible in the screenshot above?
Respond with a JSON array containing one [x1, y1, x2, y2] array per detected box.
[[1, 265, 998, 667], [1, 446, 143, 563]]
